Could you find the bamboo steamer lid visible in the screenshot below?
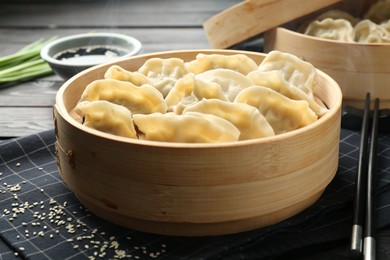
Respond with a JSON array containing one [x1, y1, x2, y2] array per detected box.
[[203, 0, 342, 49]]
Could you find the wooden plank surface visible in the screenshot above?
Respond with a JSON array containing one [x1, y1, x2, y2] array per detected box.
[[0, 0, 239, 139], [0, 0, 240, 27]]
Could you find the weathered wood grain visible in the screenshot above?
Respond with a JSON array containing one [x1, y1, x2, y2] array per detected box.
[[0, 107, 54, 137], [0, 0, 232, 138], [0, 0, 240, 27]]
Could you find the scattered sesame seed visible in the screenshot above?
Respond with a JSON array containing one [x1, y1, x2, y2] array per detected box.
[[9, 184, 21, 192]]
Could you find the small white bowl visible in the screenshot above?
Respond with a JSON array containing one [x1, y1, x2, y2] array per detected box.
[[41, 32, 142, 80]]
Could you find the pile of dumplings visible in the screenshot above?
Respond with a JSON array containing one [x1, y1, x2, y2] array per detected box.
[[72, 51, 328, 143], [304, 0, 390, 43]]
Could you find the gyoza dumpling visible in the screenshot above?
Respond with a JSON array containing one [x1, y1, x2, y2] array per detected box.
[[258, 50, 316, 95], [80, 79, 167, 114], [104, 65, 149, 86], [364, 0, 390, 24], [165, 74, 196, 112], [304, 18, 355, 42], [74, 100, 137, 138], [235, 86, 317, 134], [195, 68, 253, 101], [316, 10, 359, 25], [165, 74, 228, 114], [183, 99, 275, 140], [354, 19, 390, 43], [138, 58, 191, 97], [252, 51, 327, 116], [133, 112, 240, 143], [381, 19, 390, 32], [186, 53, 258, 75]]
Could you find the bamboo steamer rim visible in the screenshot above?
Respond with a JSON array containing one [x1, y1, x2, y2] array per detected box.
[[55, 49, 343, 149], [278, 27, 390, 46]]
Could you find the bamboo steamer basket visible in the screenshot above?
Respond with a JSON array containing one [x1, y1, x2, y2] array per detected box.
[[204, 0, 389, 108], [53, 49, 342, 236]]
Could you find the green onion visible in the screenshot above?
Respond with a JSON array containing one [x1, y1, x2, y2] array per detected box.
[[0, 38, 55, 86]]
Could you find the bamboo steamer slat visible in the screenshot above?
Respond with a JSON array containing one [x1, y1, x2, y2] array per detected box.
[[54, 50, 342, 236]]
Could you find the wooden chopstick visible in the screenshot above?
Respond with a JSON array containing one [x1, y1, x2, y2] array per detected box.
[[350, 93, 379, 260], [364, 97, 379, 260]]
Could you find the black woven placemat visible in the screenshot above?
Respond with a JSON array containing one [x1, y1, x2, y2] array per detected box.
[[1, 128, 390, 260]]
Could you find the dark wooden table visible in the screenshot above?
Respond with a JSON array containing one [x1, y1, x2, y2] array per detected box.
[[0, 0, 240, 140]]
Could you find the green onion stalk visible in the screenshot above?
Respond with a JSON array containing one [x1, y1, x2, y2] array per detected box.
[[0, 37, 56, 86]]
